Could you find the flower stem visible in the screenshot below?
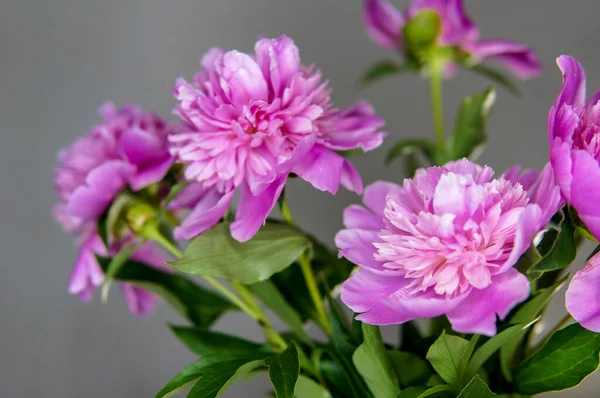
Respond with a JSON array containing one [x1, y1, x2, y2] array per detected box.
[[146, 223, 287, 351], [429, 63, 446, 159], [281, 199, 332, 337]]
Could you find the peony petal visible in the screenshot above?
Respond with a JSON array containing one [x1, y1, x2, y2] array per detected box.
[[128, 156, 173, 191], [569, 150, 600, 241], [447, 269, 529, 336], [469, 39, 541, 79], [566, 253, 600, 332], [555, 55, 587, 109], [363, 0, 404, 50], [550, 139, 575, 202], [220, 50, 269, 105], [335, 228, 383, 269], [341, 159, 364, 194], [292, 145, 345, 195], [499, 204, 543, 273], [174, 189, 234, 240], [121, 283, 160, 317], [230, 176, 287, 242], [343, 205, 384, 231], [255, 36, 301, 96], [362, 181, 403, 216]]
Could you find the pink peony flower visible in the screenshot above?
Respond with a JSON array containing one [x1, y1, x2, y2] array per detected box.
[[336, 159, 562, 335], [549, 56, 600, 241], [169, 35, 387, 242], [363, 0, 541, 79], [566, 252, 600, 332], [53, 102, 175, 315]]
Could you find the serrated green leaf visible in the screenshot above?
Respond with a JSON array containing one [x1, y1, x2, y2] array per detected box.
[[457, 375, 497, 397], [361, 60, 415, 85], [513, 323, 600, 395], [96, 256, 234, 328], [169, 222, 311, 284], [266, 343, 300, 398], [170, 326, 272, 356], [249, 280, 311, 344], [187, 359, 265, 398], [295, 375, 332, 398], [469, 64, 521, 95], [353, 324, 400, 398], [448, 86, 495, 160], [385, 138, 436, 166], [388, 351, 432, 387], [532, 210, 576, 272], [426, 331, 470, 386]]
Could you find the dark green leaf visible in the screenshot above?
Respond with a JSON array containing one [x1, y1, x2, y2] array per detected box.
[[457, 375, 498, 397], [249, 280, 311, 344], [170, 326, 272, 356], [385, 138, 436, 166], [396, 386, 427, 398], [169, 222, 311, 284], [448, 86, 496, 160], [296, 375, 332, 398], [266, 343, 300, 398], [96, 256, 234, 328], [403, 10, 441, 51], [97, 212, 110, 249], [514, 323, 600, 395], [389, 351, 432, 387], [532, 210, 576, 272], [353, 324, 400, 397], [426, 331, 470, 386], [361, 60, 415, 85], [469, 64, 521, 95], [466, 322, 537, 380], [187, 359, 265, 398]]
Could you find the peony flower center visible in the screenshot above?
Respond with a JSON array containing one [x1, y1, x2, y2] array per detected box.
[[573, 109, 600, 159]]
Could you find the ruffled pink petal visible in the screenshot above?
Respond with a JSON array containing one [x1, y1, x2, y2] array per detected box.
[[68, 236, 106, 301], [468, 39, 541, 79], [363, 0, 404, 49], [362, 181, 403, 216], [230, 176, 287, 242], [128, 156, 173, 191], [550, 139, 575, 202], [335, 229, 384, 270], [555, 55, 587, 109], [174, 189, 234, 240], [343, 205, 384, 231], [119, 127, 166, 169], [569, 150, 600, 240], [566, 252, 600, 332], [523, 163, 564, 222], [292, 145, 345, 195], [499, 204, 543, 273], [121, 283, 160, 317], [220, 50, 269, 106], [447, 269, 530, 336], [254, 36, 300, 96]]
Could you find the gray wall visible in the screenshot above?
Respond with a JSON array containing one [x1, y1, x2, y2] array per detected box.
[[2, 0, 599, 396]]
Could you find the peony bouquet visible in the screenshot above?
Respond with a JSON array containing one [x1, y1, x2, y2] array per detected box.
[[53, 1, 600, 397]]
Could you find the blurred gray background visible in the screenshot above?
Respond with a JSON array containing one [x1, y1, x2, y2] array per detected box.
[[2, 0, 599, 396]]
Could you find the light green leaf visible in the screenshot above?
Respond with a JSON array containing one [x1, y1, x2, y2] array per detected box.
[[466, 322, 537, 380], [514, 323, 600, 395], [388, 351, 431, 387], [396, 386, 427, 398], [296, 375, 332, 398], [96, 256, 234, 328], [448, 86, 496, 160], [415, 384, 453, 398], [187, 359, 265, 398], [532, 210, 576, 272], [169, 222, 311, 284], [266, 343, 300, 398], [457, 375, 497, 397], [361, 60, 415, 85], [385, 138, 437, 166], [426, 331, 470, 386], [170, 326, 272, 356], [353, 324, 400, 397], [249, 280, 311, 343]]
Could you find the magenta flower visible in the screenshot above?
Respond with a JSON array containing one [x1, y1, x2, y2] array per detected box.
[[363, 0, 541, 79], [53, 102, 175, 315], [170, 36, 387, 242], [549, 56, 600, 241], [336, 159, 562, 335], [566, 252, 600, 332]]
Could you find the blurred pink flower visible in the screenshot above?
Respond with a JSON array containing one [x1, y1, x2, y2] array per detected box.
[[337, 159, 562, 335], [170, 35, 387, 242]]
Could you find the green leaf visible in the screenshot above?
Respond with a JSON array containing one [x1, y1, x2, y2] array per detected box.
[[448, 86, 496, 160], [353, 324, 400, 397], [500, 279, 567, 380], [385, 138, 437, 166], [396, 386, 427, 398], [532, 210, 576, 272], [514, 323, 600, 395], [457, 375, 498, 397], [266, 343, 300, 398], [163, 182, 187, 207], [469, 64, 521, 95], [249, 280, 311, 344], [169, 222, 311, 284], [170, 326, 272, 356], [361, 60, 415, 85], [426, 331, 470, 386], [415, 384, 453, 398], [187, 359, 265, 398], [466, 322, 537, 380], [296, 375, 332, 398], [96, 256, 234, 328], [403, 10, 441, 51], [388, 351, 432, 387]]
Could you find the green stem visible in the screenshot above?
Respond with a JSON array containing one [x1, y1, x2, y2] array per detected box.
[[430, 63, 446, 159], [281, 200, 332, 337], [145, 223, 287, 350]]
